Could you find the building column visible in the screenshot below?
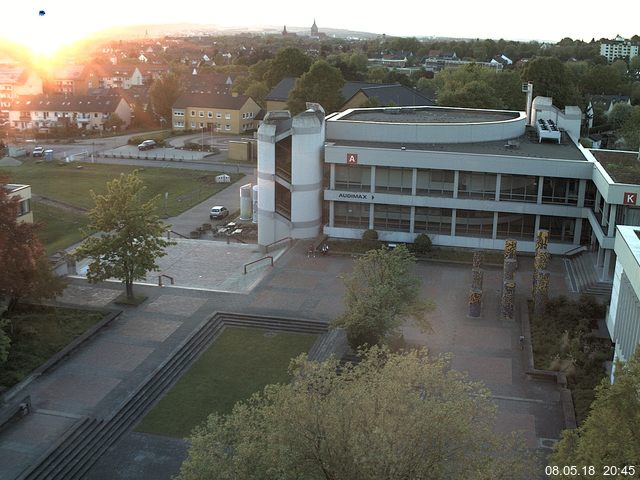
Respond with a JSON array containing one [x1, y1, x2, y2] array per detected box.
[[411, 168, 417, 196], [453, 171, 459, 199], [596, 245, 604, 268], [608, 204, 617, 237], [495, 173, 501, 201], [329, 201, 334, 228], [492, 212, 498, 239], [329, 163, 335, 190], [537, 176, 544, 204], [577, 179, 586, 208], [602, 201, 610, 227], [594, 190, 601, 213], [370, 166, 376, 194], [451, 209, 457, 236], [369, 202, 374, 230], [534, 214, 541, 234], [602, 250, 612, 281], [574, 219, 582, 245], [410, 206, 415, 233]]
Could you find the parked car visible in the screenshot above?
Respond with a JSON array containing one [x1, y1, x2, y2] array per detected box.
[[32, 146, 45, 157], [209, 206, 229, 220], [137, 139, 157, 151]]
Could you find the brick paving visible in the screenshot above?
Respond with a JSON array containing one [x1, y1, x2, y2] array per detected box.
[[0, 238, 571, 479]]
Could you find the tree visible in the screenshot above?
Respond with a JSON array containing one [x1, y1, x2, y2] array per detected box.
[[75, 172, 174, 300], [0, 186, 64, 313], [620, 106, 640, 150], [264, 47, 312, 87], [149, 73, 183, 126], [103, 113, 125, 131], [331, 245, 431, 349], [177, 347, 536, 480], [549, 347, 640, 477], [0, 319, 10, 364], [521, 56, 579, 108], [287, 60, 345, 115]]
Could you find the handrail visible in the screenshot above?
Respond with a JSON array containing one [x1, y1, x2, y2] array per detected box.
[[167, 230, 188, 239], [563, 245, 587, 257], [264, 237, 292, 253], [158, 274, 175, 286], [243, 256, 273, 274]]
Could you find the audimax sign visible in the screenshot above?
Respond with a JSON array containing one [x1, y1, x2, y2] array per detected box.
[[337, 192, 373, 200]]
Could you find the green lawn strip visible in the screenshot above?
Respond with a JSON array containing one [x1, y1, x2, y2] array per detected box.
[[135, 327, 317, 439], [0, 305, 104, 389], [0, 160, 243, 217], [32, 201, 91, 254]]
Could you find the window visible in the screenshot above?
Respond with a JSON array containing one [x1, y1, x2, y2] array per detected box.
[[499, 174, 538, 203], [335, 165, 371, 191], [416, 169, 454, 197], [496, 213, 536, 240], [225, 124, 230, 131], [199, 122, 204, 128], [541, 177, 579, 205], [373, 205, 411, 232], [191, 122, 196, 128], [455, 209, 494, 237], [275, 182, 291, 220], [225, 113, 231, 120], [19, 199, 30, 216], [249, 112, 254, 118], [242, 113, 246, 119], [199, 111, 204, 117], [539, 216, 575, 243], [334, 202, 370, 228], [216, 112, 222, 118], [414, 207, 452, 235], [94, 113, 98, 118], [191, 110, 195, 116], [207, 112, 213, 118], [375, 167, 413, 194], [457, 172, 496, 199], [173, 121, 184, 128]]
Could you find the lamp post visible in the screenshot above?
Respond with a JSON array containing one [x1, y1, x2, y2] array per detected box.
[[201, 126, 204, 152]]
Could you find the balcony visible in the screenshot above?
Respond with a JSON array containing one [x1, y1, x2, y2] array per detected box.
[[76, 117, 90, 123]]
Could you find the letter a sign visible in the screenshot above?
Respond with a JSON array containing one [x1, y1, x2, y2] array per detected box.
[[623, 192, 637, 205], [347, 153, 358, 165]]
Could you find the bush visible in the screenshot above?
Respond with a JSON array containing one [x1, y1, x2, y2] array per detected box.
[[413, 233, 432, 254], [361, 229, 380, 250], [127, 132, 169, 146]]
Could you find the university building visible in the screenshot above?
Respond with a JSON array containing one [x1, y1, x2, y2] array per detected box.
[[256, 99, 640, 282]]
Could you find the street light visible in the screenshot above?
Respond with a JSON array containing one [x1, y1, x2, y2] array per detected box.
[[201, 126, 204, 152]]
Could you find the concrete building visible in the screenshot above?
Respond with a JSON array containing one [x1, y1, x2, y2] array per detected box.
[[257, 99, 640, 283], [600, 36, 639, 63], [607, 225, 640, 378], [0, 67, 43, 125], [172, 92, 261, 134]]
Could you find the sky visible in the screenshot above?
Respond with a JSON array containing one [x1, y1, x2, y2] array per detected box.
[[3, 0, 639, 57]]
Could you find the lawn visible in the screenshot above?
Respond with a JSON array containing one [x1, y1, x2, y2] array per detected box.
[[32, 201, 91, 254], [0, 305, 105, 389], [135, 327, 317, 439], [0, 159, 243, 217]]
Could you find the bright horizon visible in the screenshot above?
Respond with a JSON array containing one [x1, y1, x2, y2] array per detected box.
[[2, 0, 639, 58]]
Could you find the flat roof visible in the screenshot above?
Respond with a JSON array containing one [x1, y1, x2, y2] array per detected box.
[[339, 106, 520, 124], [328, 128, 587, 161]]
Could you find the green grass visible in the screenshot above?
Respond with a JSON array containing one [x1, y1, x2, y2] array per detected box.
[[0, 305, 104, 389], [135, 327, 317, 438], [1, 160, 243, 217], [32, 201, 91, 254]]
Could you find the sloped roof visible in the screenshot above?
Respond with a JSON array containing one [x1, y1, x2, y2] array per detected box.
[[172, 92, 252, 110], [354, 85, 435, 107], [50, 65, 87, 80], [0, 67, 28, 84], [266, 78, 392, 103], [12, 94, 124, 113]]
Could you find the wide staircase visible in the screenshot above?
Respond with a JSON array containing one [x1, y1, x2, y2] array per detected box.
[[18, 313, 327, 480], [564, 252, 613, 298]]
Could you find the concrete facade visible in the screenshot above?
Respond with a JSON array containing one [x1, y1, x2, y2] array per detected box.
[[4, 183, 33, 224]]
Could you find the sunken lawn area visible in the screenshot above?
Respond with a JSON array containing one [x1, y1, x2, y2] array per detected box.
[[134, 327, 317, 439]]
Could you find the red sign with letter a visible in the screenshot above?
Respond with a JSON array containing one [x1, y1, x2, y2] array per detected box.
[[623, 192, 637, 205], [346, 153, 358, 165]]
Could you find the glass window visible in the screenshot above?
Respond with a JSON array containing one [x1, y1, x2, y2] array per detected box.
[[373, 204, 411, 232], [416, 169, 454, 197], [216, 112, 222, 118], [19, 199, 31, 216], [496, 213, 536, 240], [584, 181, 596, 208], [198, 111, 204, 117], [275, 182, 291, 220], [539, 216, 575, 243], [414, 207, 452, 235], [375, 167, 412, 194], [457, 172, 496, 199], [499, 174, 538, 203], [334, 202, 370, 228], [335, 165, 371, 191], [225, 113, 231, 120], [225, 124, 230, 131], [541, 177, 579, 205], [455, 209, 494, 237], [207, 112, 213, 118], [191, 110, 195, 116]]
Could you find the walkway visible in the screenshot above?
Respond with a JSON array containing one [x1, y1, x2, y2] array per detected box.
[[0, 244, 569, 479]]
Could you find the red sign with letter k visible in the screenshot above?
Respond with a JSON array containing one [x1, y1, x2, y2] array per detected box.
[[623, 192, 637, 205]]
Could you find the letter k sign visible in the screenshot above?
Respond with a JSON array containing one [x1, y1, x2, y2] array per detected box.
[[623, 192, 637, 205]]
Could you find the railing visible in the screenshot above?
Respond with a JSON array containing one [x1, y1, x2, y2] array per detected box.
[[563, 245, 587, 257], [264, 237, 292, 253], [158, 274, 175, 287], [167, 230, 188, 239], [243, 256, 273, 274]]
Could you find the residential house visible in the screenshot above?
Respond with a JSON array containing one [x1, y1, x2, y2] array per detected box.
[[600, 36, 639, 63], [87, 64, 144, 90], [490, 54, 513, 66], [367, 54, 408, 68], [172, 92, 261, 134], [586, 95, 632, 116], [45, 65, 91, 95], [3, 183, 33, 223], [0, 67, 43, 124], [182, 72, 238, 94], [9, 94, 132, 131]]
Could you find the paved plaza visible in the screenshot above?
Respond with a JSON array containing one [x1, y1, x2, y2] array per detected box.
[[0, 240, 572, 479]]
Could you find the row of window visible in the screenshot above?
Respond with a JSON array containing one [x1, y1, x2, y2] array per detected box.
[[334, 165, 581, 205], [173, 121, 232, 131], [333, 202, 577, 242]]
